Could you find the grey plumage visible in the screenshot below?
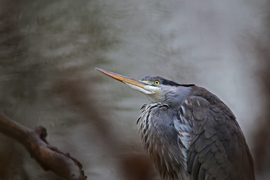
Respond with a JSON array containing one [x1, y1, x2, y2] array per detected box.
[[138, 103, 191, 179], [137, 85, 255, 180], [96, 68, 255, 180]]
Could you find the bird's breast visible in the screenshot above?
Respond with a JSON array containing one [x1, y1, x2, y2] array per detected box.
[[137, 103, 190, 180]]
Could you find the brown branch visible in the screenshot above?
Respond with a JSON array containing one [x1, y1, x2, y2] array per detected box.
[[0, 113, 86, 180]]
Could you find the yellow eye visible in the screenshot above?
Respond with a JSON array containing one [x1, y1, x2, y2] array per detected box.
[[154, 81, 160, 85]]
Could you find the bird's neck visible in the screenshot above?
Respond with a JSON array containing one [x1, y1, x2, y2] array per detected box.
[[164, 86, 193, 111]]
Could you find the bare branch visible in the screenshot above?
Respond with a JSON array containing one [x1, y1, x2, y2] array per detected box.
[[0, 113, 86, 180]]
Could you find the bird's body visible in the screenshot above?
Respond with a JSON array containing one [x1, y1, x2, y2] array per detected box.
[[137, 85, 255, 180], [96, 68, 255, 180]]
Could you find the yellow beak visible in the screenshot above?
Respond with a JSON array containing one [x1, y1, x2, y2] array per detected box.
[[96, 68, 158, 94]]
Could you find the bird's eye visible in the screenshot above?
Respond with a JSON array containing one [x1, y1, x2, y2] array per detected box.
[[154, 81, 160, 85]]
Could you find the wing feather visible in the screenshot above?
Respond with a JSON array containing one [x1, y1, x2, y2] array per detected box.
[[191, 156, 201, 179], [188, 151, 197, 173], [175, 87, 255, 180], [198, 165, 206, 180]]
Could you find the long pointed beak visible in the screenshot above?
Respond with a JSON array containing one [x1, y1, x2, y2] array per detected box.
[[96, 68, 158, 94]]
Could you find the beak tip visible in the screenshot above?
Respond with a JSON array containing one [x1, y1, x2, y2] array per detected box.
[[95, 67, 105, 74]]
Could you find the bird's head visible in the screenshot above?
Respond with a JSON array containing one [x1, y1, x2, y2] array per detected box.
[[96, 68, 194, 107]]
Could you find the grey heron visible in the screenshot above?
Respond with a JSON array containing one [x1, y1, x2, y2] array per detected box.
[[96, 68, 255, 180]]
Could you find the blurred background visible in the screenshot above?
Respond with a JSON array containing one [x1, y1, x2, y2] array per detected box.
[[0, 0, 270, 179]]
